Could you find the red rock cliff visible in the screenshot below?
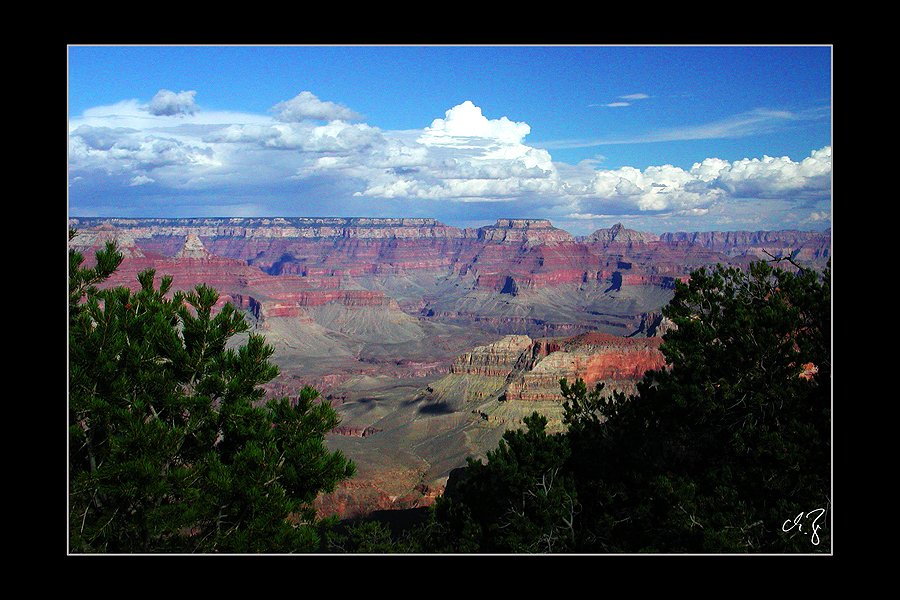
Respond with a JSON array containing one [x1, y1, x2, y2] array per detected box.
[[504, 332, 665, 402], [441, 332, 665, 404]]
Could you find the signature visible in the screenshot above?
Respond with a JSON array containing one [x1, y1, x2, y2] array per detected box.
[[782, 508, 826, 545]]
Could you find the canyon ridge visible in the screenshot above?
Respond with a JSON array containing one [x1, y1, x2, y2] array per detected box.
[[68, 217, 831, 521]]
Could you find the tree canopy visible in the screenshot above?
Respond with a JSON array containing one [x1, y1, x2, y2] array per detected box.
[[69, 235, 355, 553], [420, 259, 831, 553]]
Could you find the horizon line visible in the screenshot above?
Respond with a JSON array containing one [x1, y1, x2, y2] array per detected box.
[[67, 215, 831, 236]]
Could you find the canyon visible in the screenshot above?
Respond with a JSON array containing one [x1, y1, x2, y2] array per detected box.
[[69, 216, 831, 521]]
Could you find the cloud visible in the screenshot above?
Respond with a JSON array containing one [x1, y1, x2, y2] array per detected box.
[[648, 108, 802, 143], [708, 146, 832, 197], [347, 103, 556, 203], [204, 120, 384, 152], [563, 147, 831, 225], [804, 210, 831, 225], [538, 106, 827, 150], [68, 92, 831, 234], [69, 124, 217, 177], [570, 162, 722, 214], [270, 91, 363, 122], [305, 101, 560, 205], [146, 90, 198, 116], [418, 101, 530, 147], [592, 93, 651, 108], [130, 174, 154, 186], [70, 124, 136, 151], [71, 93, 270, 132]]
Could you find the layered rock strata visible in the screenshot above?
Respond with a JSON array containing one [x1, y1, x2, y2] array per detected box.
[[503, 333, 665, 402], [659, 228, 831, 264], [427, 332, 666, 431], [71, 217, 830, 344], [70, 218, 830, 301], [68, 216, 829, 523]]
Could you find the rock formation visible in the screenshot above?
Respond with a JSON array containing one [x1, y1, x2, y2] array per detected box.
[[426, 332, 665, 433], [70, 218, 830, 313], [68, 216, 830, 522], [587, 222, 660, 246], [476, 219, 575, 245], [658, 227, 831, 265], [503, 332, 665, 402]]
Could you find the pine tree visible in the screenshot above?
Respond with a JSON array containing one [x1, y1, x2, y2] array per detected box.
[[69, 235, 355, 553], [565, 259, 832, 552], [428, 259, 831, 553], [424, 413, 577, 553]]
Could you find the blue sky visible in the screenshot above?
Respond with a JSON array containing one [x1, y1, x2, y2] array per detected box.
[[67, 45, 832, 235]]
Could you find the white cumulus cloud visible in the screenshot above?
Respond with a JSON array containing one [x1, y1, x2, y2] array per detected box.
[[418, 101, 531, 147], [68, 90, 831, 234], [709, 146, 832, 197], [270, 91, 363, 122], [564, 147, 832, 226]]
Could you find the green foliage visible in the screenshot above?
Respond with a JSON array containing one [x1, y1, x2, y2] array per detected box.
[[425, 259, 831, 553], [423, 413, 578, 553], [69, 229, 123, 320], [322, 519, 400, 553], [69, 235, 355, 553]]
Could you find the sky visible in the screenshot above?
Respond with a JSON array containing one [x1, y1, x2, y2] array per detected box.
[[67, 45, 832, 236]]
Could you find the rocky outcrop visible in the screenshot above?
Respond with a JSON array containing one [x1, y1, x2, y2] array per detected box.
[[428, 332, 665, 428], [330, 425, 383, 437], [267, 289, 396, 309], [174, 232, 213, 259], [503, 333, 665, 402], [587, 222, 660, 246], [70, 216, 461, 240], [79, 223, 148, 259], [73, 230, 261, 294], [69, 216, 829, 365], [314, 331, 667, 521], [449, 334, 534, 377], [70, 216, 830, 268], [476, 219, 575, 245], [658, 228, 831, 264]]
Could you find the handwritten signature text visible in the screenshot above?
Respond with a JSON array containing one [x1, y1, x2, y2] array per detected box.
[[782, 508, 826, 546]]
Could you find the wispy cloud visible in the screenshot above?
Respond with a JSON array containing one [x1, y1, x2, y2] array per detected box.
[[537, 106, 829, 150], [591, 93, 651, 108], [643, 108, 807, 143]]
